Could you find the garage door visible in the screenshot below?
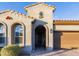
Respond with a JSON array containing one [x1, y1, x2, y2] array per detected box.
[[54, 31, 79, 49]]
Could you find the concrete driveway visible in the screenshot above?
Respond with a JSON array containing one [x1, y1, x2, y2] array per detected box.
[[31, 49, 79, 56]]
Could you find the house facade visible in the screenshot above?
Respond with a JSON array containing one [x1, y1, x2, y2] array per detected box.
[[0, 3, 79, 54]]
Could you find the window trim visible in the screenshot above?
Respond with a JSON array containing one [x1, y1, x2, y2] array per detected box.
[[0, 23, 7, 47], [12, 23, 24, 47]]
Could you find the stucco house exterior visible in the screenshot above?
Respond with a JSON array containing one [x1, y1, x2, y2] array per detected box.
[[0, 2, 79, 54]]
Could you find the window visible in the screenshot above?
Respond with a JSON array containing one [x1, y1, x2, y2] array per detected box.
[[0, 24, 6, 44], [14, 24, 23, 44], [39, 12, 44, 19]]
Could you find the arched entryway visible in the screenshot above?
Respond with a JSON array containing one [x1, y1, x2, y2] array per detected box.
[[35, 25, 46, 49]]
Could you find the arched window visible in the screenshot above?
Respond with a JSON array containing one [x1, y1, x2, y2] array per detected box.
[[0, 23, 6, 45], [14, 24, 23, 44]]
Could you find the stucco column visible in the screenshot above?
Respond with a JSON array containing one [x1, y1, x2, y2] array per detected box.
[[32, 23, 35, 51], [47, 23, 53, 51], [7, 25, 12, 45], [26, 23, 32, 53]]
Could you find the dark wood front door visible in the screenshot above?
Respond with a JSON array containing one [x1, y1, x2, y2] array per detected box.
[[35, 25, 46, 49]]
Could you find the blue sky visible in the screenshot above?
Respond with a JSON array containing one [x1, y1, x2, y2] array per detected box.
[[0, 2, 79, 20]]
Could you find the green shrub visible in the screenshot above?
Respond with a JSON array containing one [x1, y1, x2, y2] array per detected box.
[[1, 45, 21, 56], [0, 48, 2, 55]]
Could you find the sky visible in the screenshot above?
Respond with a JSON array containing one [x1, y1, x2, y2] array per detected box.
[[0, 2, 79, 20]]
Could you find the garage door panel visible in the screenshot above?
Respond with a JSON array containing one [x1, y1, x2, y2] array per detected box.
[[54, 31, 79, 49]]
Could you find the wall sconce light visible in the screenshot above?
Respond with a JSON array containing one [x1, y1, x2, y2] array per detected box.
[[50, 29, 53, 33]]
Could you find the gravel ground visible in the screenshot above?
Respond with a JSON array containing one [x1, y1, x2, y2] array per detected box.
[[31, 49, 79, 56]]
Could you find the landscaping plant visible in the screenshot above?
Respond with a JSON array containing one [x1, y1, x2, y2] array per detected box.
[[1, 45, 21, 56]]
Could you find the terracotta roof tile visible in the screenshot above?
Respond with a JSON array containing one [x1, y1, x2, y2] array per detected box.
[[53, 20, 79, 25]]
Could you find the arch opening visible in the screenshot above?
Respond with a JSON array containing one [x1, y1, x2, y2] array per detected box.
[[11, 23, 24, 45], [35, 25, 46, 49]]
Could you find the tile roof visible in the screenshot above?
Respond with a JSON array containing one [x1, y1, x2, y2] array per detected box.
[[53, 20, 79, 25]]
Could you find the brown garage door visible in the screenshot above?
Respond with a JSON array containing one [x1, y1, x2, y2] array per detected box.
[[54, 31, 79, 49]]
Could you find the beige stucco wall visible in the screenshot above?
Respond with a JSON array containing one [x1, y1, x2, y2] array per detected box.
[[25, 3, 55, 20], [0, 3, 55, 53], [25, 3, 54, 50], [54, 25, 79, 31], [0, 10, 33, 52], [0, 9, 54, 52]]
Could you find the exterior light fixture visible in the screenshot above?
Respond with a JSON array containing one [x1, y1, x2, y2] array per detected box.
[[50, 29, 53, 33]]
